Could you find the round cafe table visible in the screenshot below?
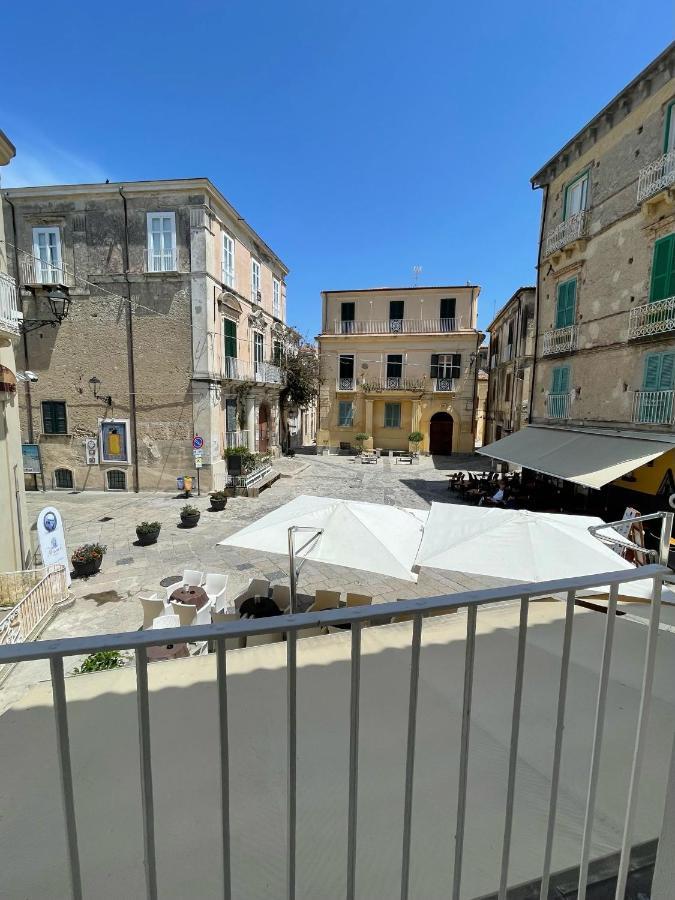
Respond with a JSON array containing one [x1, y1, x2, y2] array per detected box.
[[169, 585, 209, 610]]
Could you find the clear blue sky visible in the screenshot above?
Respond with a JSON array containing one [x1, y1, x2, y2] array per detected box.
[[1, 1, 672, 338]]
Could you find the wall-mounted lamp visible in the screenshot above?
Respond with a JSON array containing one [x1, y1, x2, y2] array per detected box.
[[89, 376, 112, 407], [22, 287, 72, 333]]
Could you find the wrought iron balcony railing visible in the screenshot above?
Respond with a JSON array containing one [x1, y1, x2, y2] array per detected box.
[[628, 296, 675, 339], [637, 149, 675, 204], [544, 210, 588, 256], [542, 324, 578, 356], [433, 377, 457, 392], [336, 377, 356, 391], [632, 390, 675, 425], [546, 392, 571, 419]]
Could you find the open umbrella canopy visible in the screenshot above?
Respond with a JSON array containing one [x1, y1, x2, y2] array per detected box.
[[219, 494, 428, 582], [415, 503, 671, 601]]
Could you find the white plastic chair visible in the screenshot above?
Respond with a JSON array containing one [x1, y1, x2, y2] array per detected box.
[[171, 601, 197, 627], [139, 593, 165, 629], [205, 573, 229, 611], [182, 569, 204, 588]]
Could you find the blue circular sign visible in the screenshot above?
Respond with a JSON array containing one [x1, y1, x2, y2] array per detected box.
[[192, 435, 204, 450]]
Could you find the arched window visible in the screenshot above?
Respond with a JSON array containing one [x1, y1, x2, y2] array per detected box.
[[54, 468, 74, 490], [106, 469, 127, 491]]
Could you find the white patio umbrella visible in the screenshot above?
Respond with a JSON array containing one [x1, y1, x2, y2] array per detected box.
[[415, 503, 672, 601], [219, 494, 428, 583]]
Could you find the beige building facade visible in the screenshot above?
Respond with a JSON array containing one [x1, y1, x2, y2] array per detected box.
[[485, 287, 535, 443], [0, 129, 31, 570], [2, 179, 289, 493], [317, 286, 483, 454]]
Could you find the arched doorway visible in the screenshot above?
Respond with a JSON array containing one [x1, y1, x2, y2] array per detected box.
[[258, 403, 269, 453], [429, 412, 454, 454]]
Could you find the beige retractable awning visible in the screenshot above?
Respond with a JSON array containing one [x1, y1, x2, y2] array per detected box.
[[478, 426, 675, 489]]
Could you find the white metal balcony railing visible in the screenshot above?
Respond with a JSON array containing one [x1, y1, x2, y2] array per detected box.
[[332, 317, 461, 335], [362, 376, 427, 391], [542, 324, 578, 355], [547, 392, 571, 419], [637, 149, 675, 204], [0, 271, 20, 334], [336, 377, 356, 391], [227, 461, 272, 488], [145, 248, 178, 273], [221, 358, 284, 385], [19, 254, 72, 287], [632, 390, 675, 425], [433, 377, 457, 392], [0, 562, 672, 899], [628, 296, 675, 339], [0, 565, 68, 655], [544, 210, 588, 256], [224, 431, 249, 450]]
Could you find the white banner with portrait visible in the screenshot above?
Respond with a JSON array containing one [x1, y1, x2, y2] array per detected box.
[[37, 506, 71, 586]]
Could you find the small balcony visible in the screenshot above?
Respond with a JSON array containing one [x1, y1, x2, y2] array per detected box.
[[20, 255, 72, 288], [145, 248, 178, 273], [222, 358, 284, 385], [0, 272, 21, 335], [331, 317, 462, 335], [542, 324, 578, 356], [547, 392, 571, 419], [628, 296, 675, 339], [637, 149, 675, 204], [544, 210, 588, 257], [362, 376, 426, 392], [632, 390, 675, 425], [433, 377, 457, 392], [336, 377, 356, 392]]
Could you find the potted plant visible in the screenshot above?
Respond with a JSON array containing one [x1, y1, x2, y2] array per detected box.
[[135, 521, 161, 546], [71, 543, 107, 578], [180, 504, 201, 528], [408, 431, 424, 455], [354, 432, 370, 454], [209, 490, 228, 512]]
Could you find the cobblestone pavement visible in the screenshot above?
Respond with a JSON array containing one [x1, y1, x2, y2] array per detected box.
[[2, 453, 511, 709]]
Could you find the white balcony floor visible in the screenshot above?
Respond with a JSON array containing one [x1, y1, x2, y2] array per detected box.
[[1, 600, 673, 898]]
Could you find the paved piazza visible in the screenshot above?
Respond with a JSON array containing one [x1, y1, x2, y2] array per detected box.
[[2, 453, 508, 709]]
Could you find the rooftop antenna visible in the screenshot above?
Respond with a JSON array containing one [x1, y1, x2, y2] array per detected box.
[[412, 265, 422, 286]]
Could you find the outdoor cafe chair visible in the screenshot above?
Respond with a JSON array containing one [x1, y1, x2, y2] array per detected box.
[[139, 593, 165, 629], [312, 589, 341, 611], [345, 592, 372, 607], [272, 584, 291, 612], [204, 573, 229, 611], [171, 601, 198, 627], [182, 569, 204, 588], [210, 610, 244, 651], [233, 577, 270, 610]]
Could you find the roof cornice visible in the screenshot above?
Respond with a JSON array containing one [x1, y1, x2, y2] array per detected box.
[[0, 129, 16, 167]]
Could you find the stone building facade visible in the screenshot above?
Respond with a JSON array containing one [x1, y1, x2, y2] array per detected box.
[[317, 286, 484, 454], [0, 128, 31, 570], [2, 179, 288, 493], [485, 287, 535, 444]]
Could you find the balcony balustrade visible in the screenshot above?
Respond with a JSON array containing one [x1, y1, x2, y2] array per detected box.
[[222, 358, 284, 385], [637, 148, 675, 204], [145, 247, 178, 273], [628, 296, 675, 339], [542, 324, 578, 356], [0, 272, 20, 334], [20, 255, 72, 287], [544, 210, 588, 256], [632, 390, 675, 425], [331, 317, 461, 335], [547, 392, 571, 419]]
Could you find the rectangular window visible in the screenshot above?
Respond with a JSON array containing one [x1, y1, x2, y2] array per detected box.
[[251, 259, 261, 301], [225, 399, 238, 433], [42, 400, 67, 434], [389, 300, 404, 332], [431, 353, 461, 379], [440, 297, 456, 330], [339, 354, 355, 381], [254, 331, 264, 364], [146, 213, 176, 272], [32, 227, 62, 283], [273, 339, 282, 366], [642, 352, 675, 391], [649, 233, 675, 302], [555, 278, 577, 329], [551, 365, 570, 394], [273, 278, 281, 317], [384, 402, 401, 428], [637, 352, 675, 422], [504, 373, 512, 402], [664, 100, 675, 153], [222, 233, 235, 287], [563, 171, 589, 219], [338, 401, 354, 426], [340, 301, 355, 334], [223, 318, 237, 359], [386, 354, 403, 378]]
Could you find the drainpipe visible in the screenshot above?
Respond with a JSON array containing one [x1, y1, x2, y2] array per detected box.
[[119, 188, 140, 493], [529, 183, 549, 423], [5, 194, 37, 490]]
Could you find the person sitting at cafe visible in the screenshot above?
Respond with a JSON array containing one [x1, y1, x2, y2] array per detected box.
[[479, 479, 508, 507]]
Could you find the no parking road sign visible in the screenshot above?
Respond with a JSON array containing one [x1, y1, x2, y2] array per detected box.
[[192, 435, 204, 451]]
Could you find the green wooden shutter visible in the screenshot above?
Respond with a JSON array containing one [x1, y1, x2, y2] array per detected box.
[[43, 401, 66, 434], [649, 234, 675, 303], [552, 366, 569, 394], [642, 354, 662, 390], [659, 353, 675, 389], [224, 319, 237, 358], [555, 279, 576, 328], [430, 354, 439, 378]]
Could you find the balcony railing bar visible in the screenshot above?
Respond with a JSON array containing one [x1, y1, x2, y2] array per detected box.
[[347, 622, 362, 900], [0, 564, 669, 900], [452, 604, 477, 900], [540, 589, 576, 900]]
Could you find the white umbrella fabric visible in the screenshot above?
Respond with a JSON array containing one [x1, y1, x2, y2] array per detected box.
[[415, 503, 671, 601], [219, 494, 428, 582]]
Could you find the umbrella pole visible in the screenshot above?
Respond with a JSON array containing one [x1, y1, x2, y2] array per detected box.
[[287, 526, 324, 615]]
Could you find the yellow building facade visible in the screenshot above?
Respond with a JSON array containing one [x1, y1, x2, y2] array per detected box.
[[317, 286, 483, 454]]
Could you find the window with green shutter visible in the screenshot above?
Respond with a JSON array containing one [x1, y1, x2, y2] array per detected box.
[[637, 352, 675, 423], [551, 366, 570, 394], [223, 318, 237, 358], [42, 401, 67, 434], [384, 402, 401, 428], [649, 234, 675, 303], [555, 279, 577, 329], [642, 352, 675, 391]]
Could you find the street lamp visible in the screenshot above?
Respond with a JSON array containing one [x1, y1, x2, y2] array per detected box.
[[88, 376, 112, 407]]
